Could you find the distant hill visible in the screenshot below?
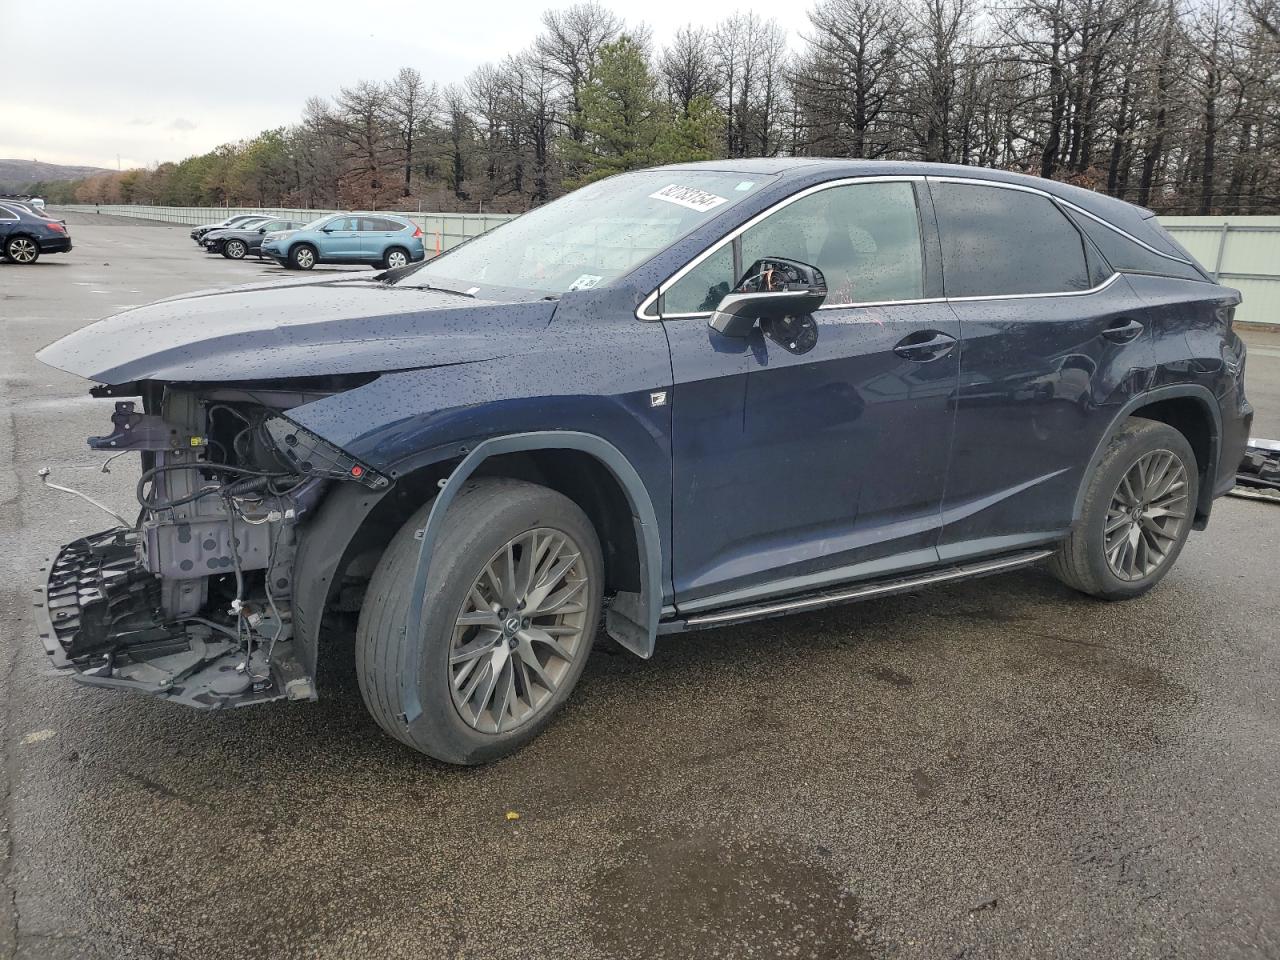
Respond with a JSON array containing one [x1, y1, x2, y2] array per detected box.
[[0, 158, 112, 190]]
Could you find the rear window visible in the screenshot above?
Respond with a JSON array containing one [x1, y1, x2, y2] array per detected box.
[[932, 182, 1091, 297]]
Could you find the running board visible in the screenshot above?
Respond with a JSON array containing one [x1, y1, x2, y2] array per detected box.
[[675, 549, 1054, 629]]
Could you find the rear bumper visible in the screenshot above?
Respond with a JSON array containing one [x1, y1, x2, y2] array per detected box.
[[39, 236, 71, 253]]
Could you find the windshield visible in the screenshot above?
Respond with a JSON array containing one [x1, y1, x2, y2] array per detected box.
[[300, 215, 332, 231], [396, 169, 776, 296]]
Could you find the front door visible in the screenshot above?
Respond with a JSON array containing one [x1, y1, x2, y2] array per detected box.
[[321, 216, 362, 259], [663, 179, 961, 610]]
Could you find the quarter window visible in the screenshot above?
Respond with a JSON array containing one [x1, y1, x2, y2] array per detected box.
[[662, 181, 925, 316], [1067, 211, 1206, 283], [932, 182, 1091, 297]]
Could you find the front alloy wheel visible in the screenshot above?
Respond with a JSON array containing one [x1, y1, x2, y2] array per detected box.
[[223, 238, 247, 259], [355, 478, 604, 764], [291, 245, 316, 270], [5, 237, 39, 264], [449, 528, 591, 734]]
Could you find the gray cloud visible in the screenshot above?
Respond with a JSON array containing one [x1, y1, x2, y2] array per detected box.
[[169, 117, 198, 132]]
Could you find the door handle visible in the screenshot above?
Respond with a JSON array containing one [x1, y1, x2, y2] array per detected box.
[[1101, 318, 1144, 344], [893, 331, 958, 361]]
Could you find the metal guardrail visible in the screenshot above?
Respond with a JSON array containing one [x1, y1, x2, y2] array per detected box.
[[54, 204, 518, 252]]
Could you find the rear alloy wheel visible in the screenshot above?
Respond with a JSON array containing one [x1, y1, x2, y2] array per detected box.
[[1103, 449, 1191, 582], [223, 238, 247, 259], [383, 246, 409, 270], [1049, 418, 1198, 599], [5, 236, 39, 264], [290, 244, 317, 270], [356, 478, 603, 764]]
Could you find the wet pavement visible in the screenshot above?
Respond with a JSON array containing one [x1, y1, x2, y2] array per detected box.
[[2, 215, 1280, 960]]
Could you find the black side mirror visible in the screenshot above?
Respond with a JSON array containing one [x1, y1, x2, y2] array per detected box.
[[258, 227, 267, 234], [708, 258, 827, 338]]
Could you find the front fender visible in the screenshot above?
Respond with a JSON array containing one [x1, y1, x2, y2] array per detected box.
[[397, 431, 664, 723]]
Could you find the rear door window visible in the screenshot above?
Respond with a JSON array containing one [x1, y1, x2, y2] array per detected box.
[[931, 182, 1091, 297], [663, 181, 925, 315]]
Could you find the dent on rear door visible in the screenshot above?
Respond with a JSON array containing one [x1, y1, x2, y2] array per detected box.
[[939, 280, 1156, 555]]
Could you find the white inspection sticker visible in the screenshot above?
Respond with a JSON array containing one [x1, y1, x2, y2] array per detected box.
[[568, 274, 604, 291], [649, 184, 730, 213]]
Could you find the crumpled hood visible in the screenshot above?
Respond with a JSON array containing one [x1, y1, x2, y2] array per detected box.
[[36, 275, 556, 384]]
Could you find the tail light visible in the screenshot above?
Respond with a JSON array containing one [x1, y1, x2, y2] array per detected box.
[[45, 222, 66, 233], [412, 226, 423, 238]]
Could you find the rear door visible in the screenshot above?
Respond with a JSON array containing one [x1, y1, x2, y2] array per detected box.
[[663, 178, 962, 609], [929, 178, 1155, 559], [356, 217, 386, 261]]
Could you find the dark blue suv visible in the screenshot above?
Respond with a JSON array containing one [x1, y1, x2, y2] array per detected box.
[[34, 160, 1251, 764]]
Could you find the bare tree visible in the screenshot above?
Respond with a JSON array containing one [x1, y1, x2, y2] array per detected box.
[[385, 67, 439, 197], [659, 26, 721, 113], [793, 0, 908, 157]]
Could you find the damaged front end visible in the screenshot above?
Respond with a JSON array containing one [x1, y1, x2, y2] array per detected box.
[[34, 383, 390, 709]]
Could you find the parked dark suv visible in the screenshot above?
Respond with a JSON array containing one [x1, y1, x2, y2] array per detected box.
[[33, 160, 1251, 764]]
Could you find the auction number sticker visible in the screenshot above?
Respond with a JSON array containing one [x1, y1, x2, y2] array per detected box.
[[649, 184, 729, 213]]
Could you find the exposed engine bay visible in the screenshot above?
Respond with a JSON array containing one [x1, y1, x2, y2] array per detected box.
[[35, 384, 389, 708]]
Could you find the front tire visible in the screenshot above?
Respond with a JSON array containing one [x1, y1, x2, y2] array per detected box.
[[1050, 418, 1198, 600], [223, 238, 247, 259], [5, 235, 39, 264], [290, 243, 317, 270], [356, 479, 603, 764]]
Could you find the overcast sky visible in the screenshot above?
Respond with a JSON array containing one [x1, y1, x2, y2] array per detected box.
[[0, 0, 791, 170]]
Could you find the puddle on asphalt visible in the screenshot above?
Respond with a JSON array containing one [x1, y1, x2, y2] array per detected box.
[[589, 825, 873, 959]]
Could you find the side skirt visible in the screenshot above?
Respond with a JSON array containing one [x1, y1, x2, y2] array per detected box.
[[659, 548, 1053, 633]]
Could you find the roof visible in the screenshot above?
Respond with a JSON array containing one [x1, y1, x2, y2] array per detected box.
[[662, 156, 1158, 238]]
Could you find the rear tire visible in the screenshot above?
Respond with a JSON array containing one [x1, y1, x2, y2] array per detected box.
[[290, 243, 317, 270], [1049, 418, 1198, 600], [4, 235, 39, 264], [356, 479, 604, 764], [223, 238, 247, 259], [381, 246, 409, 270]]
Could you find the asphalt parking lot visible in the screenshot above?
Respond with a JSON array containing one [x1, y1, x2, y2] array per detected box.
[[3, 214, 1280, 960]]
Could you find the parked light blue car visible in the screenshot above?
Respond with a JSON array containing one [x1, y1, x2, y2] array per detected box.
[[261, 213, 427, 271]]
